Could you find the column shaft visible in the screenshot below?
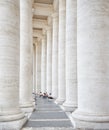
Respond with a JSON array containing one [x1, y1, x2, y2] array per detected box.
[[56, 0, 66, 104], [72, 0, 109, 129], [46, 27, 52, 94], [41, 35, 47, 93], [52, 13, 59, 98], [0, 0, 26, 129], [36, 40, 42, 93], [33, 44, 36, 93], [20, 0, 34, 113], [63, 0, 77, 112]]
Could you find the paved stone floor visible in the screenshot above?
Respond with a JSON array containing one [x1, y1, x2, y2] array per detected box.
[[22, 97, 74, 130]]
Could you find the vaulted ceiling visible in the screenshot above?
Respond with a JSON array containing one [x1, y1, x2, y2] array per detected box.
[[33, 0, 57, 42]]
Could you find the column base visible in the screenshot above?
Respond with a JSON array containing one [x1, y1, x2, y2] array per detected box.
[[21, 106, 34, 113], [20, 103, 35, 115], [52, 93, 58, 99], [55, 98, 65, 105], [0, 111, 27, 130], [72, 110, 109, 129], [33, 100, 36, 106], [32, 98, 36, 105], [63, 102, 77, 112], [0, 116, 27, 130], [52, 96, 58, 99]]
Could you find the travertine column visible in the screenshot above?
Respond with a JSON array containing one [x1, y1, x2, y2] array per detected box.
[[63, 0, 77, 112], [0, 0, 26, 129], [33, 44, 36, 93], [56, 0, 66, 104], [20, 0, 34, 113], [52, 13, 59, 98], [36, 39, 42, 93], [46, 26, 52, 94], [72, 1, 109, 129], [41, 33, 47, 93]]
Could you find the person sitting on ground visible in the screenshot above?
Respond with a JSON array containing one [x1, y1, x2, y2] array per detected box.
[[39, 92, 43, 97], [48, 93, 53, 99], [45, 92, 48, 97], [32, 92, 36, 100], [43, 93, 48, 98]]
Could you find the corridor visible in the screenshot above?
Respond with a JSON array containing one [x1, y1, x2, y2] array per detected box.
[[22, 97, 74, 130], [1, 0, 109, 129]]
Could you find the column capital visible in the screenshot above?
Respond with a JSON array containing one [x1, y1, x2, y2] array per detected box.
[[33, 43, 35, 47], [52, 12, 59, 18], [45, 26, 52, 31], [37, 37, 42, 43], [47, 16, 52, 25], [42, 29, 47, 35], [33, 37, 41, 46], [42, 29, 47, 40], [33, 37, 38, 44]]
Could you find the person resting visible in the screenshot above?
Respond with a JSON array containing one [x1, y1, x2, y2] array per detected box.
[[39, 92, 43, 97], [43, 93, 48, 98], [48, 93, 53, 99]]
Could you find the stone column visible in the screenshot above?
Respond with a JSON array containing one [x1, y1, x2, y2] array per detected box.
[[56, 0, 66, 104], [33, 44, 36, 93], [41, 32, 47, 93], [36, 39, 42, 93], [46, 26, 52, 94], [20, 0, 34, 113], [0, 0, 26, 129], [52, 13, 59, 98], [63, 0, 77, 112], [72, 0, 109, 129]]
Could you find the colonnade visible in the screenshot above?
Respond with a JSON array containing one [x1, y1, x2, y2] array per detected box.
[[34, 0, 109, 129], [1, 0, 109, 129]]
